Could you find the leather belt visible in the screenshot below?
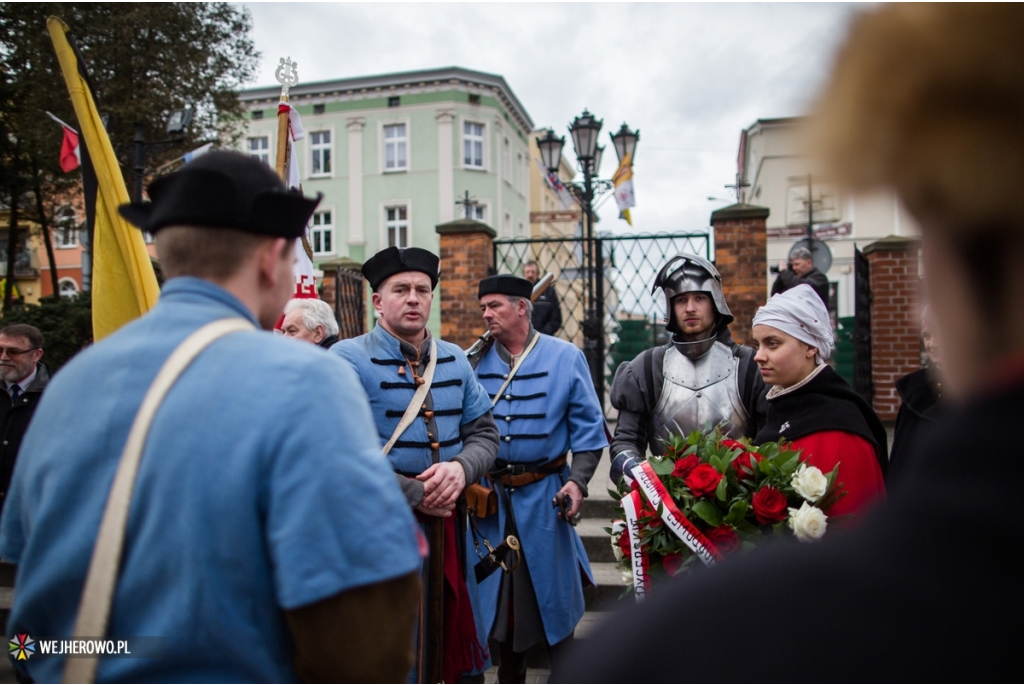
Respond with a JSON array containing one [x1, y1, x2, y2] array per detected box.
[[491, 455, 567, 488]]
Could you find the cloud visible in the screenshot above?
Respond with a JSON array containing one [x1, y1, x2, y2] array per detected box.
[[241, 2, 866, 233]]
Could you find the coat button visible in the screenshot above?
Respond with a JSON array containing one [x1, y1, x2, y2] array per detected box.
[[504, 416, 511, 422], [503, 374, 508, 379], [504, 436, 511, 442], [505, 395, 511, 400]]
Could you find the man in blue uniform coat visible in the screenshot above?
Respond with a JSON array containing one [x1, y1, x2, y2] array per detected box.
[[333, 247, 499, 683], [0, 152, 423, 682], [473, 274, 608, 683]]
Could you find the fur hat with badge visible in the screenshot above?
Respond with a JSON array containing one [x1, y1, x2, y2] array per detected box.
[[118, 150, 321, 238]]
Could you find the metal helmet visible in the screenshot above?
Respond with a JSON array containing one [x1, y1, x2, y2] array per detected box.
[[653, 253, 734, 334]]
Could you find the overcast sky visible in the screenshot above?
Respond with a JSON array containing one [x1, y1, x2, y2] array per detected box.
[[240, 2, 867, 235]]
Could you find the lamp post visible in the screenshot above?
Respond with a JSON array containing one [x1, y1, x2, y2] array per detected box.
[[537, 112, 640, 402], [132, 107, 194, 201]]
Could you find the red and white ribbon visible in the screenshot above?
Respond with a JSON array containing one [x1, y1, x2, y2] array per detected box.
[[628, 461, 723, 567], [620, 489, 651, 601]]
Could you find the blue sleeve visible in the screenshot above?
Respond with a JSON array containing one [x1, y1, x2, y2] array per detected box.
[[266, 354, 421, 610], [0, 470, 25, 563], [568, 346, 610, 452], [457, 349, 494, 425]]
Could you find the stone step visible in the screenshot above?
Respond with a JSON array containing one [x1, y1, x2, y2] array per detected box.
[[583, 562, 628, 611], [577, 518, 616, 563]]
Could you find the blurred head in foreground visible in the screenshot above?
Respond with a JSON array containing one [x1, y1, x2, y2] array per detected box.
[[811, 3, 1024, 399]]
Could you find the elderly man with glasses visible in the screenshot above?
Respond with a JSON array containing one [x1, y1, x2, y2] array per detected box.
[[0, 324, 48, 512]]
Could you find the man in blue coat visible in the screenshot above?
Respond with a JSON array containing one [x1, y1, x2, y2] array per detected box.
[[0, 152, 423, 682], [333, 246, 499, 683], [473, 274, 608, 683]]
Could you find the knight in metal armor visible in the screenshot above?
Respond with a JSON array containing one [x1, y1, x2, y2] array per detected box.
[[609, 253, 767, 482]]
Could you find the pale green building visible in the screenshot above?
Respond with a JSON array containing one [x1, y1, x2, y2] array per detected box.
[[238, 66, 534, 258]]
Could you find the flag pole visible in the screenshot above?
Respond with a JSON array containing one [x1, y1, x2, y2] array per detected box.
[[274, 57, 298, 181]]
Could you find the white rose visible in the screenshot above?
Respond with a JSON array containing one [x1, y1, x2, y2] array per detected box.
[[611, 534, 624, 562], [787, 502, 828, 542], [621, 569, 633, 584], [791, 464, 828, 503]]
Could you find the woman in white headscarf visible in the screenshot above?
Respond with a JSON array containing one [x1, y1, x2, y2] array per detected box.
[[752, 285, 887, 519]]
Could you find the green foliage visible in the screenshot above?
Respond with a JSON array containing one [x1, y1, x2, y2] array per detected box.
[[0, 293, 92, 372]]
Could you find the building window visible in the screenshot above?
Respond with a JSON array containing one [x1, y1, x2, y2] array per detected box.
[[313, 104, 325, 115], [516, 152, 525, 193], [311, 210, 333, 255], [251, 110, 263, 120], [470, 204, 487, 223], [388, 96, 400, 107], [384, 124, 407, 171], [503, 137, 511, 182], [54, 205, 78, 249], [464, 122, 484, 169], [385, 206, 409, 247], [517, 221, 525, 237], [58, 278, 78, 298], [468, 93, 480, 105], [248, 136, 270, 165], [310, 130, 332, 176], [504, 211, 512, 237]]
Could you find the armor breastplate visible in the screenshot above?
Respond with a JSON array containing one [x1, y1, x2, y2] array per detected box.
[[650, 342, 751, 453]]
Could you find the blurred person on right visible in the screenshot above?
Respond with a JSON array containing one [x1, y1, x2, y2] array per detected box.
[[554, 5, 1024, 682]]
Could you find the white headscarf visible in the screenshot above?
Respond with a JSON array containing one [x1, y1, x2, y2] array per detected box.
[[752, 284, 834, 360]]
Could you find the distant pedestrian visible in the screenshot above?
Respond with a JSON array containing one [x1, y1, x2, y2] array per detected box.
[[771, 246, 830, 305], [889, 309, 944, 483], [281, 297, 341, 348], [524, 261, 561, 335], [0, 323, 48, 512]]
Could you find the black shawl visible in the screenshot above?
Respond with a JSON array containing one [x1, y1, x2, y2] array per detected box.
[[755, 365, 888, 477]]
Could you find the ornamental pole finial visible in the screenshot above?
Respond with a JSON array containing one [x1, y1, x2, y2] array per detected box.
[[275, 56, 299, 100]]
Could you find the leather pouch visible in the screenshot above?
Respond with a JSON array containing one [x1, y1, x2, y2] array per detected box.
[[465, 482, 497, 518]]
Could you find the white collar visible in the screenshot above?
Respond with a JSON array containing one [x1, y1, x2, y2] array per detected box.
[[766, 363, 828, 400]]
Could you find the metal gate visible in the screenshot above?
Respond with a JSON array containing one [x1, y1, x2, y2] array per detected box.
[[853, 246, 873, 404], [493, 231, 711, 403], [322, 265, 366, 340]]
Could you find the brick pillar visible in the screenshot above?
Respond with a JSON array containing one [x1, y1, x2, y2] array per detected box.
[[436, 218, 495, 349], [710, 203, 770, 345], [863, 236, 921, 421]]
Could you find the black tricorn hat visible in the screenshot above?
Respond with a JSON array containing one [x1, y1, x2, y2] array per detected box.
[[362, 246, 440, 291], [118, 150, 321, 239], [478, 274, 532, 299]]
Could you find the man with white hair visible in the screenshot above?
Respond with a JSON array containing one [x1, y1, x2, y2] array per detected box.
[[281, 298, 340, 348]]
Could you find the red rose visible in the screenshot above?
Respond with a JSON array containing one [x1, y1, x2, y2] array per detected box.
[[685, 464, 724, 497], [752, 486, 789, 525], [662, 552, 684, 576], [733, 451, 761, 480], [617, 530, 631, 558], [671, 455, 700, 479], [721, 439, 745, 451], [706, 525, 741, 554]]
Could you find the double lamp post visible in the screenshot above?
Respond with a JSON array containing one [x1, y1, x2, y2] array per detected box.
[[535, 111, 639, 401]]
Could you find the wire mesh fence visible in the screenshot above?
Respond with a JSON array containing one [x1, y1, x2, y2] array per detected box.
[[494, 231, 711, 397]]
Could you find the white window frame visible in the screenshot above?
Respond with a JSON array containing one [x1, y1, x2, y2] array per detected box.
[[466, 200, 490, 224], [379, 118, 411, 173], [517, 220, 525, 238], [58, 277, 79, 298], [503, 137, 512, 185], [516, 151, 525, 194], [54, 205, 79, 249], [462, 119, 487, 171], [247, 134, 273, 167], [380, 199, 413, 248], [310, 206, 336, 256], [308, 127, 334, 178], [503, 210, 512, 238]]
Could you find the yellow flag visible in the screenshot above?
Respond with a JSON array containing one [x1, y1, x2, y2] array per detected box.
[[47, 17, 160, 341]]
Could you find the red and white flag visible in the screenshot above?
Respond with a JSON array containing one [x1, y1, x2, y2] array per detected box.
[[47, 111, 80, 172], [277, 104, 318, 300]]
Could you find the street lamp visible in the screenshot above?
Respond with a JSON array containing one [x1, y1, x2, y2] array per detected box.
[[133, 106, 194, 201], [536, 110, 639, 402], [610, 123, 640, 164]]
